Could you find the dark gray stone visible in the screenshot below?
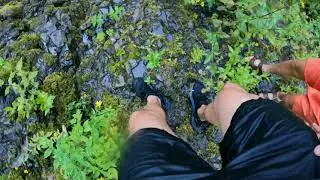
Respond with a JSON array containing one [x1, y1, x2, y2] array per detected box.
[[160, 11, 168, 24], [48, 46, 57, 55], [133, 5, 143, 23], [102, 74, 112, 89], [39, 20, 57, 34], [152, 23, 164, 36], [82, 34, 90, 45], [99, 1, 109, 8], [0, 112, 24, 173], [50, 30, 64, 48], [56, 11, 71, 28], [115, 75, 125, 88], [100, 8, 109, 15], [167, 33, 174, 41], [131, 61, 147, 78]]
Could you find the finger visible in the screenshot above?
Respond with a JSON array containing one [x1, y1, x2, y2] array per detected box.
[[314, 145, 320, 156]]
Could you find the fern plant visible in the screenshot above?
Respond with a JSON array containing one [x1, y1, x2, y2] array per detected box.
[[1, 60, 55, 121], [30, 105, 125, 180], [29, 130, 62, 158]]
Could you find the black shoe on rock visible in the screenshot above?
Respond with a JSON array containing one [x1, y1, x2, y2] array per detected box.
[[132, 78, 171, 113], [189, 81, 210, 133]]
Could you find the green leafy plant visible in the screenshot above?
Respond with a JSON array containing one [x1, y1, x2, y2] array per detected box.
[[145, 50, 165, 69], [91, 12, 104, 28], [106, 29, 115, 37], [29, 130, 62, 158], [1, 60, 55, 121], [199, 0, 320, 93], [277, 79, 305, 94], [54, 107, 124, 180], [96, 31, 106, 43], [184, 0, 215, 7], [202, 46, 266, 93], [145, 76, 155, 85], [108, 5, 125, 22], [0, 57, 12, 85], [30, 105, 125, 180], [115, 47, 126, 58], [190, 45, 204, 64]]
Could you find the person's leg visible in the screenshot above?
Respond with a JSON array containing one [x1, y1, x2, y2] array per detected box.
[[128, 95, 175, 136], [250, 57, 307, 80], [197, 83, 259, 135], [120, 79, 217, 180], [198, 83, 320, 179], [250, 58, 307, 110]]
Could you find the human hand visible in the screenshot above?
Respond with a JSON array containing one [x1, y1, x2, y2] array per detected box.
[[311, 123, 320, 156]]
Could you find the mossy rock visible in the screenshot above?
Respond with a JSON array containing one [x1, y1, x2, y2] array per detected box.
[[10, 33, 41, 68], [41, 72, 77, 123], [27, 17, 42, 30], [0, 1, 22, 19], [42, 53, 57, 66], [11, 33, 40, 50]]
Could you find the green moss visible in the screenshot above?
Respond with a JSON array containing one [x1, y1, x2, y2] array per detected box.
[[11, 33, 40, 50], [127, 43, 140, 59], [102, 93, 131, 135], [27, 17, 41, 30], [42, 53, 57, 66], [0, 59, 14, 80], [41, 72, 77, 123], [176, 123, 195, 138], [44, 5, 55, 15], [109, 60, 127, 76], [103, 39, 113, 49], [165, 34, 186, 59], [0, 1, 22, 19], [8, 33, 41, 67], [206, 141, 220, 156]]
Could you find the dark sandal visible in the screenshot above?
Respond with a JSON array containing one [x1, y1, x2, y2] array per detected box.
[[249, 57, 264, 75], [259, 92, 281, 103]]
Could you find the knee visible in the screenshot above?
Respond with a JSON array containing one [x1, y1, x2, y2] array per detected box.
[[129, 111, 144, 127]]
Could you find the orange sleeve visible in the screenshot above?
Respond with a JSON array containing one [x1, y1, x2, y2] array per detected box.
[[304, 58, 320, 90]]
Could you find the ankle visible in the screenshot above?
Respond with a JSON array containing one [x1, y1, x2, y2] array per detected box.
[[262, 64, 270, 73], [197, 105, 207, 122]]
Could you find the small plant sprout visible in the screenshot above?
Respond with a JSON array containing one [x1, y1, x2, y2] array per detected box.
[[106, 29, 115, 37], [191, 45, 204, 64], [95, 100, 103, 109], [91, 12, 104, 28], [108, 5, 125, 21], [96, 31, 106, 43], [145, 50, 165, 69], [145, 76, 156, 85]]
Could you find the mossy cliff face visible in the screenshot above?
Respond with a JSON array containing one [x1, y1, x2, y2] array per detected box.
[[41, 72, 77, 123], [0, 0, 223, 177]]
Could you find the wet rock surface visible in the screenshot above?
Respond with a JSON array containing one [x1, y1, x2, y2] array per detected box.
[[0, 0, 234, 174]]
